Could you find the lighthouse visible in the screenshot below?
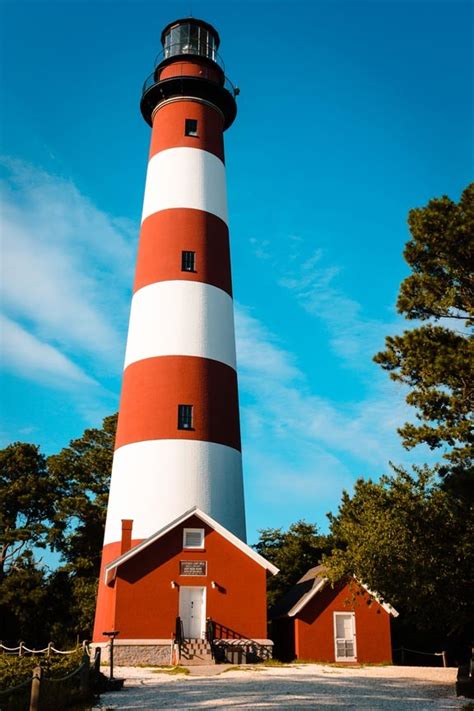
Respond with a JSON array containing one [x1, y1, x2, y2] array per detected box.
[[93, 18, 277, 663]]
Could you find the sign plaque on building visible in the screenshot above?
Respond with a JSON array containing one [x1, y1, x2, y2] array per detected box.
[[180, 560, 207, 576]]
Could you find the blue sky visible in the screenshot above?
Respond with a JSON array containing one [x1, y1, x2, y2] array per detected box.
[[1, 0, 472, 544]]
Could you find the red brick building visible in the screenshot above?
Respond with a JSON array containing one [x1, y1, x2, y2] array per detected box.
[[270, 565, 398, 663], [93, 507, 278, 663]]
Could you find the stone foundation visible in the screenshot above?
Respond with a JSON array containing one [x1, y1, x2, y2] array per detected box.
[[92, 638, 274, 666], [92, 639, 172, 666]]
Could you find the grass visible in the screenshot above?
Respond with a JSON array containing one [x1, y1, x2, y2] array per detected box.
[[221, 658, 396, 672], [259, 659, 292, 667], [461, 704, 474, 711], [133, 663, 165, 668], [292, 659, 392, 668], [0, 649, 85, 688], [222, 660, 292, 673], [152, 665, 190, 675]]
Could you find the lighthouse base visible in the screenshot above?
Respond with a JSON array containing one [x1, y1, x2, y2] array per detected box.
[[92, 638, 274, 666]]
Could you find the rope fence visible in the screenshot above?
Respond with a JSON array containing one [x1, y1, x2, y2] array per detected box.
[[0, 640, 89, 656], [0, 647, 94, 711], [393, 646, 448, 666]]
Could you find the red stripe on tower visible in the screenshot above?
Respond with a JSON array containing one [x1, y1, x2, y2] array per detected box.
[[135, 210, 232, 295]]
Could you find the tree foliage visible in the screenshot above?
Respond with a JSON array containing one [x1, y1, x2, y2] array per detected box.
[[374, 184, 474, 480], [0, 442, 55, 579], [325, 466, 473, 636], [48, 413, 117, 578], [254, 521, 330, 608], [325, 186, 474, 644], [0, 414, 116, 645], [398, 184, 474, 323], [0, 550, 50, 642]]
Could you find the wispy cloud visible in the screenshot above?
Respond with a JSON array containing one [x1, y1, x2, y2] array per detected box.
[[278, 248, 401, 367], [0, 314, 95, 387], [234, 297, 431, 526], [235, 305, 412, 468], [0, 158, 139, 437], [0, 158, 136, 394], [235, 307, 302, 383]]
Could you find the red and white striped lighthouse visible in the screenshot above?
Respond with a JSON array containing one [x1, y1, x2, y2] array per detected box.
[[93, 19, 259, 645]]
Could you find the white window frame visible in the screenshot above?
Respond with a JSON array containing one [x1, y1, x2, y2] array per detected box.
[[183, 528, 205, 549], [333, 611, 357, 662]]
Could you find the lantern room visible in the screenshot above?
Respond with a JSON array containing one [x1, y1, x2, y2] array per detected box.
[[161, 18, 220, 62]]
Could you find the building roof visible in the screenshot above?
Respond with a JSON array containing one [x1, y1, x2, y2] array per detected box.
[[104, 506, 279, 584], [270, 565, 327, 619], [270, 565, 398, 619]]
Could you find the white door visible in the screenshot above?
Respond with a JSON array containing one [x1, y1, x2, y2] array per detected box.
[[179, 587, 206, 639], [333, 612, 357, 661]]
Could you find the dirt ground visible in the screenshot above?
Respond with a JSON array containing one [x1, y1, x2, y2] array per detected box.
[[94, 663, 468, 710]]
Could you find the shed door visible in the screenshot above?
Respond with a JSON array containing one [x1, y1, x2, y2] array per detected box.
[[333, 612, 357, 661], [179, 586, 206, 639]]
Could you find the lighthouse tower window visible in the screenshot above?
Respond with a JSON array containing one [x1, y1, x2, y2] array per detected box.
[[185, 118, 199, 136], [182, 250, 196, 272], [178, 404, 193, 430]]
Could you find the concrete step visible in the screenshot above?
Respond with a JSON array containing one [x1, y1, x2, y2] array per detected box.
[[180, 639, 214, 665]]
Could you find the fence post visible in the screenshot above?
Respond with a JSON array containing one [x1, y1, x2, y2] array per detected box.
[[441, 651, 447, 667], [29, 666, 41, 711], [110, 637, 114, 680], [102, 631, 119, 680], [80, 652, 90, 697], [19, 641, 24, 657], [400, 646, 405, 665], [47, 642, 53, 658], [94, 647, 101, 675]]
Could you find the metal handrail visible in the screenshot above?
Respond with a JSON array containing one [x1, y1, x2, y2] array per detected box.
[[142, 65, 239, 100], [175, 616, 184, 646], [154, 43, 225, 72], [205, 618, 216, 660], [205, 617, 215, 644]]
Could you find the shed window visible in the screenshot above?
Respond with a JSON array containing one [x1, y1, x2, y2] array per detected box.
[[183, 528, 204, 549], [182, 250, 196, 272], [178, 404, 193, 430], [185, 118, 198, 137]]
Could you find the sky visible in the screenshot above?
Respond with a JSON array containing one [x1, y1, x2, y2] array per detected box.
[[0, 0, 472, 545]]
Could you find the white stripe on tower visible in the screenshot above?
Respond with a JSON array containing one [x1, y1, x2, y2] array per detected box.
[[124, 280, 237, 370], [103, 440, 244, 543], [141, 147, 228, 224]]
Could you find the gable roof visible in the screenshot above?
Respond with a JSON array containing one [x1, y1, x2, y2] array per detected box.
[[270, 565, 398, 619], [270, 565, 328, 619], [105, 506, 279, 584]]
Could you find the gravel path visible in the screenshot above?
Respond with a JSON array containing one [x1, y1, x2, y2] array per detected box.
[[95, 664, 466, 710]]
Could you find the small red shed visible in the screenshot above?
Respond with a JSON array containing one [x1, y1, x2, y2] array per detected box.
[[93, 507, 278, 664], [270, 565, 398, 663]]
